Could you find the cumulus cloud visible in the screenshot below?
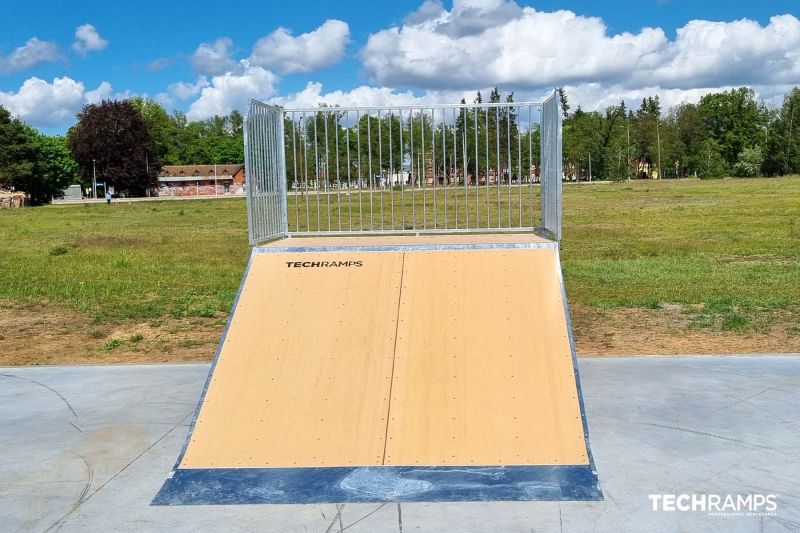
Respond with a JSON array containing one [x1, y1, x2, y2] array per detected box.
[[0, 76, 111, 127], [190, 37, 237, 75], [146, 57, 174, 72], [186, 62, 276, 121], [250, 19, 349, 73], [72, 24, 108, 55], [170, 78, 211, 100], [362, 1, 800, 93], [0, 37, 60, 74], [269, 81, 471, 110]]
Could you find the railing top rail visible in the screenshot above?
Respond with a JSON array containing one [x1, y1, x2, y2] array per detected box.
[[251, 99, 545, 114]]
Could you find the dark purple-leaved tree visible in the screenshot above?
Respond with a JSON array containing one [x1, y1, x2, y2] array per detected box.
[[68, 100, 160, 196]]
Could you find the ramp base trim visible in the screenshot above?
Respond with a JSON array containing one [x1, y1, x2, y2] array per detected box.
[[152, 465, 601, 505]]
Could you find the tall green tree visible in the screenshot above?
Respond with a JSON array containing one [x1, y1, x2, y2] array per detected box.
[[0, 106, 36, 194], [25, 130, 80, 204], [763, 87, 800, 176], [698, 87, 766, 171], [68, 100, 160, 196], [130, 97, 175, 165]]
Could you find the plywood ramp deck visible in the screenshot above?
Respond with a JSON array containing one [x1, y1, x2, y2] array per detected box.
[[387, 249, 587, 466], [180, 252, 403, 468], [156, 236, 601, 504]]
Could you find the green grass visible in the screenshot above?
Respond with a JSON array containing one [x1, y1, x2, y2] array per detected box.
[[1, 177, 798, 333], [0, 198, 250, 323]]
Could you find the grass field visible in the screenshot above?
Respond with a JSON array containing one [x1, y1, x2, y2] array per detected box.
[[1, 177, 798, 364]]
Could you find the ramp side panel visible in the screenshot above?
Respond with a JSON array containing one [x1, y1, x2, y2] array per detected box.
[[179, 251, 403, 468], [386, 248, 589, 466]]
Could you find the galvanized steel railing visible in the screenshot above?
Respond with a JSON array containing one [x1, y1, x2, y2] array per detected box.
[[244, 102, 287, 244], [244, 92, 562, 244]]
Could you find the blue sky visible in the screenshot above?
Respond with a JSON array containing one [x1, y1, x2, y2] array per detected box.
[[2, 0, 799, 132]]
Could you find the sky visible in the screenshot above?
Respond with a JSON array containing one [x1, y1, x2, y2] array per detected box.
[[1, 0, 799, 133]]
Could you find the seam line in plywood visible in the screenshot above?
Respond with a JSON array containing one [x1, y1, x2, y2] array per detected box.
[[382, 251, 406, 465]]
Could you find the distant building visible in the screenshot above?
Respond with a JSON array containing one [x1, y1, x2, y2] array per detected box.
[[158, 164, 245, 196], [60, 184, 83, 201]]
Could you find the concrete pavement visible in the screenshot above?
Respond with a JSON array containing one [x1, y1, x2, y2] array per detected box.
[[1, 356, 798, 532]]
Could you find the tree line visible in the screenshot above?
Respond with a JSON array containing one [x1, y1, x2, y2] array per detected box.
[[0, 98, 246, 204], [1, 85, 799, 204], [561, 86, 800, 180]]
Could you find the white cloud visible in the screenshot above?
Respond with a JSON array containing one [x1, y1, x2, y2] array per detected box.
[[362, 1, 800, 93], [156, 77, 211, 107], [72, 24, 108, 55], [186, 62, 276, 121], [250, 19, 349, 74], [170, 78, 211, 100], [269, 81, 469, 110], [648, 15, 800, 89], [85, 81, 113, 104], [146, 57, 174, 71], [0, 37, 60, 74], [0, 76, 111, 127], [190, 37, 237, 75]]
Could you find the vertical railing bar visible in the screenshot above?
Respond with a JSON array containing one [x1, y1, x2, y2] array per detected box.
[[529, 105, 534, 229], [346, 110, 352, 232], [419, 109, 428, 230], [314, 111, 322, 231], [507, 104, 512, 229], [400, 109, 406, 230], [291, 113, 298, 232], [389, 110, 394, 230], [251, 110, 259, 240], [367, 110, 373, 231], [258, 111, 265, 237], [452, 107, 458, 228], [474, 105, 479, 229], [356, 110, 363, 231], [461, 106, 467, 229], [302, 112, 310, 232], [442, 108, 448, 230], [279, 108, 289, 236], [264, 110, 270, 238], [335, 111, 341, 232], [518, 105, 523, 228], [431, 107, 437, 229], [243, 106, 253, 243], [398, 109, 404, 229], [410, 110, 415, 230], [273, 110, 280, 235], [485, 106, 490, 229], [378, 109, 384, 231], [268, 110, 274, 236], [324, 111, 331, 231], [496, 106, 501, 229]]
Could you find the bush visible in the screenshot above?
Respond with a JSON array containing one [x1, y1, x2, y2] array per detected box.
[[697, 139, 727, 179], [731, 146, 763, 177]]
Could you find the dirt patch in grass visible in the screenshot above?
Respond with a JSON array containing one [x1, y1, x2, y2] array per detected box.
[[571, 304, 800, 356], [1, 301, 797, 366], [0, 303, 224, 366]]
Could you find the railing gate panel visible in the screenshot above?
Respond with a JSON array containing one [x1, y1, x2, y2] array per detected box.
[[246, 92, 562, 244]]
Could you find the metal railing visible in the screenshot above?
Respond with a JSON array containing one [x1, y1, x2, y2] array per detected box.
[[244, 92, 562, 243], [244, 103, 287, 244], [540, 92, 563, 240]]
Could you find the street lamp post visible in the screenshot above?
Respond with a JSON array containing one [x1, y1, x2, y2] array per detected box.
[[656, 118, 662, 180], [92, 159, 97, 199]]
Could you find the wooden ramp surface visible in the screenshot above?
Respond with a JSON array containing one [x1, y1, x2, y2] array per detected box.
[[155, 235, 601, 504]]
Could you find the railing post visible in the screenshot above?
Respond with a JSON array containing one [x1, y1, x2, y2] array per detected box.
[[540, 91, 563, 241]]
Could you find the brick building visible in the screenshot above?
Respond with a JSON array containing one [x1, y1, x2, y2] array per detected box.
[[158, 164, 245, 197]]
